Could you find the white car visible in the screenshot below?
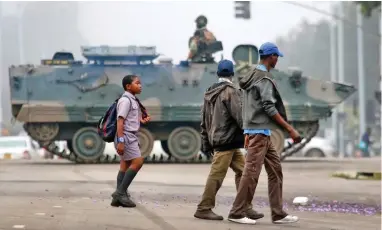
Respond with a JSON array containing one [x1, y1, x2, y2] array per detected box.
[[0, 136, 40, 160], [285, 136, 337, 158]]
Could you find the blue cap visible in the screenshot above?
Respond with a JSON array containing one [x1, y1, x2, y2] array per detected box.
[[217, 59, 234, 76], [259, 42, 284, 57]]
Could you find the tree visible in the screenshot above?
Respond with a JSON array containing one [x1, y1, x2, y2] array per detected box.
[[275, 2, 380, 128], [276, 18, 330, 81], [355, 1, 381, 17]]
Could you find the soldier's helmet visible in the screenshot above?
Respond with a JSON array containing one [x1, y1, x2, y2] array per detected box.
[[195, 15, 208, 29]]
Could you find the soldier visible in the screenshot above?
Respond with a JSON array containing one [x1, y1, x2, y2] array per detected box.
[[111, 75, 150, 208], [187, 15, 217, 62], [187, 30, 203, 61], [227, 42, 302, 225], [194, 59, 264, 221], [194, 15, 216, 44]]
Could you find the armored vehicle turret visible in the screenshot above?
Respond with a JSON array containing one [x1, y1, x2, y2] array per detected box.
[[9, 43, 356, 164]]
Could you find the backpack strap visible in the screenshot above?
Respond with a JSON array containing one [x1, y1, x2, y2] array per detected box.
[[135, 97, 148, 118], [120, 94, 148, 119], [121, 95, 132, 114]]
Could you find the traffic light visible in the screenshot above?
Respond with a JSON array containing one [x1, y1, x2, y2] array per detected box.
[[234, 1, 251, 19]]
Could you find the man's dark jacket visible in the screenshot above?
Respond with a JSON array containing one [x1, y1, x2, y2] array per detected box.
[[239, 65, 288, 130], [200, 81, 244, 153]]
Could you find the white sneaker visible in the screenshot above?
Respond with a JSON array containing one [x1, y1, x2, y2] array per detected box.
[[273, 215, 299, 224], [228, 217, 257, 225]]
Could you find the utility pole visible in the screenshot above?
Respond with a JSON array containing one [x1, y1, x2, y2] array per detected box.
[[18, 3, 25, 64], [337, 2, 345, 158], [356, 5, 366, 140], [0, 1, 3, 129], [329, 4, 338, 150], [380, 11, 382, 150]]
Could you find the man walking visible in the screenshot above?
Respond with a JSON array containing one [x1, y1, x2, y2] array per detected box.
[[359, 127, 372, 157], [194, 59, 264, 221], [227, 42, 302, 225]]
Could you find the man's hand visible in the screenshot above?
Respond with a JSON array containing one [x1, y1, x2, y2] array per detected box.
[[117, 143, 124, 156], [244, 134, 249, 149], [271, 113, 302, 143], [140, 115, 151, 124], [288, 128, 302, 144], [205, 151, 214, 158], [201, 146, 213, 158]]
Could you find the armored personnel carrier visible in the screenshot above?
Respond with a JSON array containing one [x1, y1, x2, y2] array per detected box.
[[9, 42, 356, 164]]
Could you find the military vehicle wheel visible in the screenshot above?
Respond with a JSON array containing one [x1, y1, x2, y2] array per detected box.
[[138, 128, 154, 158], [167, 127, 201, 161], [160, 140, 171, 156], [271, 128, 285, 156], [26, 123, 59, 142], [71, 127, 105, 161]]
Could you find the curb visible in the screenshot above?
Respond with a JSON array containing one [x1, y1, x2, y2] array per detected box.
[[331, 171, 382, 180]]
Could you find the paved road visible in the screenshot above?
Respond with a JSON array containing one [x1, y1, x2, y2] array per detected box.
[[0, 158, 380, 230]]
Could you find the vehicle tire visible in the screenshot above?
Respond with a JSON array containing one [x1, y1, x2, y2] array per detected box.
[[71, 127, 105, 161], [137, 128, 155, 158], [167, 127, 201, 161], [305, 148, 325, 158]]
